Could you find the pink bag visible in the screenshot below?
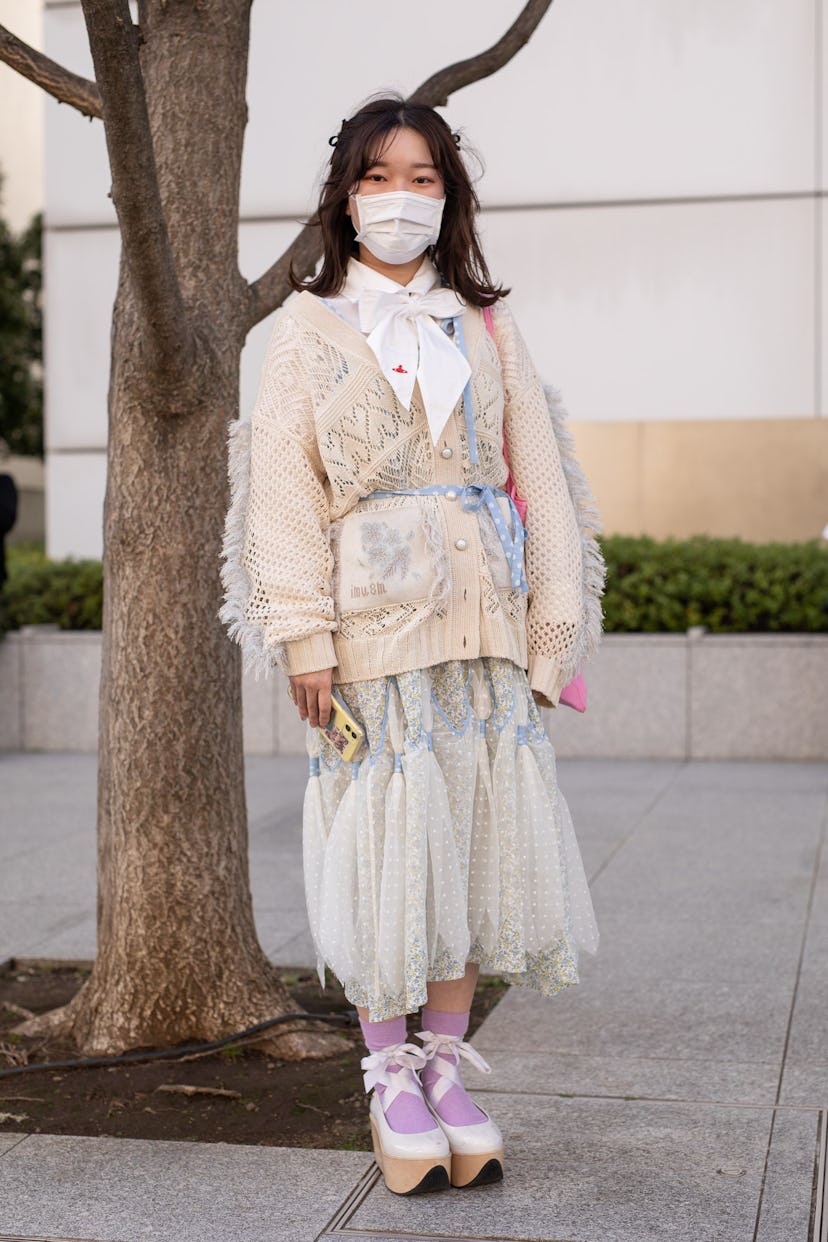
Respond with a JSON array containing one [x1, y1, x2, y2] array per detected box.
[[483, 305, 587, 713]]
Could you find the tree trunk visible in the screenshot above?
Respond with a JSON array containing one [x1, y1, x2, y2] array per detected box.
[[18, 0, 341, 1060]]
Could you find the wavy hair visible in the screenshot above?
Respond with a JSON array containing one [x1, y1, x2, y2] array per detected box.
[[290, 96, 508, 307]]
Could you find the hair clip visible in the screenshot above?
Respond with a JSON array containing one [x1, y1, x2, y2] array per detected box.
[[329, 118, 348, 147], [452, 131, 461, 148]]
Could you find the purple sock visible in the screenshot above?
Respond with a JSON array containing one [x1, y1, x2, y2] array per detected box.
[[420, 1008, 487, 1126], [359, 1016, 437, 1135]]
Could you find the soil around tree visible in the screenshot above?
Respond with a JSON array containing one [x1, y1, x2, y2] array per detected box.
[[0, 960, 507, 1150]]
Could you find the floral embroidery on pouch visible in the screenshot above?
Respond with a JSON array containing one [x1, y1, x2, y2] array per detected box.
[[333, 502, 440, 615], [359, 520, 421, 586]]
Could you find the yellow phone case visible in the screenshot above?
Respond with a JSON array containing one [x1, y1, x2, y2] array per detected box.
[[320, 691, 366, 762]]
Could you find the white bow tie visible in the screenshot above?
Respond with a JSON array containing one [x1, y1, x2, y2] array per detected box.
[[356, 285, 471, 446]]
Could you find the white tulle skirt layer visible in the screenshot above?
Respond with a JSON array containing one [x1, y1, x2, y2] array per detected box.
[[302, 656, 599, 1022]]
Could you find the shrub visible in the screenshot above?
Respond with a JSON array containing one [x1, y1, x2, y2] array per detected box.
[[1, 535, 826, 639], [2, 546, 102, 636], [600, 535, 828, 633]]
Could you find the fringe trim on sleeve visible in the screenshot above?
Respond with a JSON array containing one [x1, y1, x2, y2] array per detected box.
[[543, 383, 607, 679], [218, 417, 287, 679]]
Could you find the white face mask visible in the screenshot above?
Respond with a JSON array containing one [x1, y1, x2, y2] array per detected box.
[[350, 190, 445, 265]]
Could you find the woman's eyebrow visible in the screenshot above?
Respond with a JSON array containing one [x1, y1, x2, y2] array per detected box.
[[366, 160, 439, 171]]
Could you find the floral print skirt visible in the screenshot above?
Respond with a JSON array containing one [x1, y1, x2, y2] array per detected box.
[[301, 656, 599, 1022]]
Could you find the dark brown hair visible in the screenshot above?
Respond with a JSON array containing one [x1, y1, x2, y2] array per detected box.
[[290, 96, 508, 306]]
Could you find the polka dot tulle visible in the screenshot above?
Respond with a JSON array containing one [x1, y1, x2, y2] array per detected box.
[[302, 656, 599, 1022]]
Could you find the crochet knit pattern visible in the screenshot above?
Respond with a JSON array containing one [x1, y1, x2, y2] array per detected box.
[[220, 293, 604, 706]]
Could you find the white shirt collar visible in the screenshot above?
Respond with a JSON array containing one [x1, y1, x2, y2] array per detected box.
[[323, 255, 470, 445], [341, 254, 442, 302]]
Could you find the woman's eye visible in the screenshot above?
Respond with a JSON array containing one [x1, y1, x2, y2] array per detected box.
[[365, 174, 385, 182]]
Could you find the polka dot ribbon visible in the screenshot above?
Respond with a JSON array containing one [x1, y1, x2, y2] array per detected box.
[[367, 483, 529, 593]]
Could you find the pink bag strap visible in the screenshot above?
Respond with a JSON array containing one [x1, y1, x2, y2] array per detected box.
[[483, 304, 494, 336]]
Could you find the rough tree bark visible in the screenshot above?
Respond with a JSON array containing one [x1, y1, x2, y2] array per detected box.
[[0, 0, 554, 1058]]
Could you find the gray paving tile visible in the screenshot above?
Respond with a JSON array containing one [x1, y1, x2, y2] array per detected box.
[[349, 1095, 772, 1242], [472, 1050, 781, 1107], [0, 1135, 27, 1158], [250, 860, 306, 914], [0, 901, 94, 961], [670, 761, 828, 795], [0, 752, 97, 824], [780, 911, 828, 1067], [267, 929, 319, 969], [593, 834, 818, 926], [0, 1135, 371, 1242], [554, 758, 685, 795], [25, 913, 97, 961], [755, 1109, 821, 1242], [256, 906, 313, 958], [472, 977, 791, 1064], [3, 902, 90, 944], [0, 843, 95, 905], [786, 971, 828, 1065], [591, 910, 804, 987], [778, 1062, 828, 1108], [243, 754, 307, 829]]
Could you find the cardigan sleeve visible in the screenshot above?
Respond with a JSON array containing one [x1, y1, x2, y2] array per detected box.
[[491, 301, 584, 708], [230, 312, 337, 676]]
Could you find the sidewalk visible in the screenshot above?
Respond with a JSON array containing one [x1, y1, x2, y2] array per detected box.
[[1, 751, 827, 1241]]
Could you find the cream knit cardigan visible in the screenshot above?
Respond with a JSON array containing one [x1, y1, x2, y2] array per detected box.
[[220, 291, 605, 708]]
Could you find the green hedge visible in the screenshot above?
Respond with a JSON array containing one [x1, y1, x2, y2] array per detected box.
[[601, 535, 828, 633], [2, 543, 102, 636], [2, 535, 827, 638]]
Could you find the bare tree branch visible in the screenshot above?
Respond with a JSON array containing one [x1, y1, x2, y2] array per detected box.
[[408, 0, 554, 106], [243, 0, 555, 332], [244, 215, 323, 336], [80, 0, 194, 379], [0, 22, 101, 119]]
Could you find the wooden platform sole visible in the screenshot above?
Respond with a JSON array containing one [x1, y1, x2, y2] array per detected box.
[[370, 1116, 452, 1196], [451, 1149, 505, 1189]]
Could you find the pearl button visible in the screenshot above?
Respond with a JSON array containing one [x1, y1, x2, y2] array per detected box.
[[441, 447, 453, 459], [445, 489, 458, 501], [455, 538, 468, 551]]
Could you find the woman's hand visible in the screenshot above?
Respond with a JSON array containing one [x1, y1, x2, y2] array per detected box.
[[289, 668, 335, 729]]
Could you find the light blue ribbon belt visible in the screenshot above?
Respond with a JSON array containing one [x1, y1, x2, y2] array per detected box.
[[363, 483, 529, 593], [446, 314, 479, 468]]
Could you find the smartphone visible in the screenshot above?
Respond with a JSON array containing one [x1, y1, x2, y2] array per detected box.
[[288, 684, 367, 762], [320, 691, 367, 762]]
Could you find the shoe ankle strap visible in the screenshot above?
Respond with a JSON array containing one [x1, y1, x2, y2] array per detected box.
[[360, 1041, 428, 1101], [414, 1030, 492, 1081]]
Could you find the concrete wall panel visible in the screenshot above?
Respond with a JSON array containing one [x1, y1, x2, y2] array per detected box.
[[242, 0, 817, 215], [44, 228, 119, 452], [44, 1, 818, 226], [481, 197, 816, 422], [43, 4, 116, 228], [690, 636, 828, 760], [572, 417, 828, 542], [46, 451, 106, 560]]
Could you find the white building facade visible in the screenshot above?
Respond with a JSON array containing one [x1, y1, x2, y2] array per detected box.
[[41, 0, 828, 558]]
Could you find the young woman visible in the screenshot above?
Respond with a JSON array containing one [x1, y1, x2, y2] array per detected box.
[[221, 96, 602, 1196]]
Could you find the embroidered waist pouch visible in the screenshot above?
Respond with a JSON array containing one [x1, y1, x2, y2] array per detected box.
[[362, 483, 528, 593], [328, 484, 528, 620]]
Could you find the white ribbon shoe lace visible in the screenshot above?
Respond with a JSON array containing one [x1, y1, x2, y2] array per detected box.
[[360, 1041, 429, 1110], [414, 1030, 492, 1109]]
